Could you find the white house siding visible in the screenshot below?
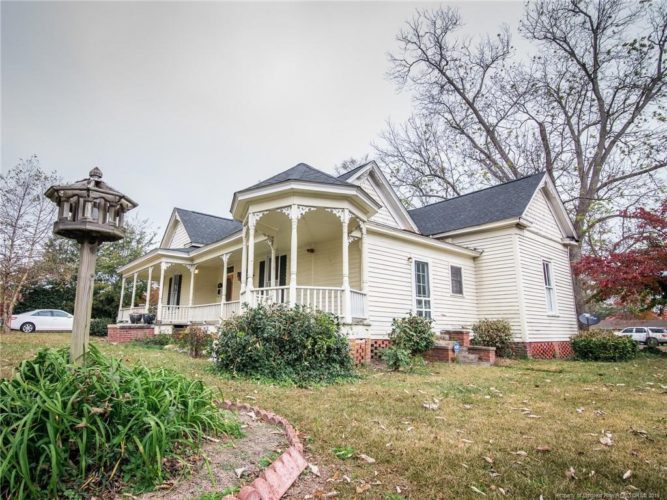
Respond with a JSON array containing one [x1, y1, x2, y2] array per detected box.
[[518, 232, 578, 340], [447, 229, 524, 340], [168, 220, 191, 248], [523, 189, 563, 237], [366, 231, 477, 338], [358, 177, 401, 228]]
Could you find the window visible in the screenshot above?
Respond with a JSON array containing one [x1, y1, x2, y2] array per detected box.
[[33, 311, 52, 317], [451, 265, 463, 295], [414, 260, 431, 319], [167, 274, 182, 306], [52, 310, 70, 317], [542, 260, 556, 313]]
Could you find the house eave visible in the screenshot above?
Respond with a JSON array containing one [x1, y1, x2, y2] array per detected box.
[[367, 222, 481, 257], [430, 218, 528, 239]]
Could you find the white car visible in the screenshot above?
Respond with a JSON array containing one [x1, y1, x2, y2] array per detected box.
[[10, 309, 74, 333], [617, 327, 667, 347]]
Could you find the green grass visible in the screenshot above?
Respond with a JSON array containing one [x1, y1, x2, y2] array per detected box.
[[1, 333, 666, 498]]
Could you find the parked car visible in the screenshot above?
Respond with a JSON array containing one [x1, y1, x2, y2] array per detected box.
[[10, 309, 74, 333], [617, 327, 667, 347]]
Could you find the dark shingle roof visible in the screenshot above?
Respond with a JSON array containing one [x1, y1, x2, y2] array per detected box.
[[239, 163, 354, 192], [408, 173, 546, 236], [337, 162, 372, 181], [174, 208, 242, 246]]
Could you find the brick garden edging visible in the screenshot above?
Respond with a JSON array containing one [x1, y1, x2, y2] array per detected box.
[[220, 400, 307, 500]]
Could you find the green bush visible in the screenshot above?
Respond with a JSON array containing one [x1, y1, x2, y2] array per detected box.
[[389, 314, 435, 355], [90, 317, 113, 337], [211, 304, 354, 384], [571, 330, 638, 361], [133, 333, 173, 348], [471, 319, 513, 357], [383, 346, 412, 371], [0, 346, 241, 499], [174, 326, 211, 358]]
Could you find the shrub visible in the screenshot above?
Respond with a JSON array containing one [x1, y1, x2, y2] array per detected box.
[[133, 333, 173, 348], [389, 314, 435, 355], [383, 346, 412, 371], [90, 317, 113, 337], [571, 330, 638, 361], [0, 346, 241, 499], [211, 304, 354, 384], [174, 326, 210, 358], [471, 319, 513, 357]]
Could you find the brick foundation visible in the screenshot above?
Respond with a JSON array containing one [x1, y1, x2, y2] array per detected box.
[[107, 324, 155, 343], [526, 341, 574, 359], [349, 339, 372, 365], [468, 345, 496, 364], [445, 330, 470, 347], [424, 345, 456, 362], [370, 339, 390, 360]]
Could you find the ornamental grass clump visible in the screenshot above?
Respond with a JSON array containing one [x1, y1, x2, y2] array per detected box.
[[212, 304, 355, 385], [0, 346, 241, 499]]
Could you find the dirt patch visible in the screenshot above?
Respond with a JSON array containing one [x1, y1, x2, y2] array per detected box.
[[136, 411, 288, 499]]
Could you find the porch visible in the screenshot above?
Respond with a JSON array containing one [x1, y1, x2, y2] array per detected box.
[[117, 205, 369, 325]]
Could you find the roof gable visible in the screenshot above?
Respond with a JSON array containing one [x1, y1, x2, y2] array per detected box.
[[240, 163, 354, 193], [160, 208, 242, 248], [409, 173, 546, 236]]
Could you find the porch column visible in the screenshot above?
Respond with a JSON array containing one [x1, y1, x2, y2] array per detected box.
[[246, 216, 256, 306], [187, 264, 197, 307], [157, 262, 167, 321], [144, 266, 153, 313], [117, 276, 126, 320], [360, 222, 368, 293], [130, 273, 138, 308], [289, 204, 298, 306], [240, 226, 247, 297], [341, 209, 352, 323], [219, 253, 230, 318], [268, 237, 277, 287]]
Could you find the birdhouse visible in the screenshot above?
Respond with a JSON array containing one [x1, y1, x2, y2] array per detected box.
[[45, 167, 137, 243]]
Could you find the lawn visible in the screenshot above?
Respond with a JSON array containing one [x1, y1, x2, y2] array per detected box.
[[1, 333, 665, 499]]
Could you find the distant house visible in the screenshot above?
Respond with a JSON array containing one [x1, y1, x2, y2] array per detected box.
[[117, 162, 579, 358]]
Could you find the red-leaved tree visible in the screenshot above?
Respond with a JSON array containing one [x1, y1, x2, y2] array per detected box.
[[574, 201, 667, 315]]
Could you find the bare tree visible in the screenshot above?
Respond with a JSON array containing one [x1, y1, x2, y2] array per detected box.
[[334, 154, 370, 175], [0, 156, 59, 332], [378, 1, 667, 312]]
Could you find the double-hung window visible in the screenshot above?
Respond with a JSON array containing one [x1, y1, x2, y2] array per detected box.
[[414, 260, 432, 319], [451, 265, 464, 295], [542, 260, 557, 314]]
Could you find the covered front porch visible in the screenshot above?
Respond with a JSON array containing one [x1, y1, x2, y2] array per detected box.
[[117, 205, 369, 325]]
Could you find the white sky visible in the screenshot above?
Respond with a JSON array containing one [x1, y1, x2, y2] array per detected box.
[[2, 1, 525, 234]]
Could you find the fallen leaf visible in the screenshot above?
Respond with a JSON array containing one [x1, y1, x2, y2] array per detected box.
[[464, 404, 473, 409], [565, 467, 577, 480], [308, 463, 321, 477], [576, 407, 584, 414], [470, 485, 486, 496], [623, 470, 632, 480], [234, 467, 246, 478], [514, 450, 528, 457], [358, 453, 376, 464], [599, 436, 613, 447], [536, 446, 551, 453], [423, 401, 439, 411], [483, 456, 494, 464], [356, 484, 370, 494]]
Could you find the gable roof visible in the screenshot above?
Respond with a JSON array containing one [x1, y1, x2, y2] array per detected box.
[[337, 162, 371, 181], [173, 208, 242, 246], [408, 172, 547, 236], [239, 162, 354, 193]]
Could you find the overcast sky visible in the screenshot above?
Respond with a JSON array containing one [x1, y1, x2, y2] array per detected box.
[[2, 1, 525, 233]]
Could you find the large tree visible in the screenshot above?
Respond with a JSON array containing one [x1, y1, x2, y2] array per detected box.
[[375, 0, 667, 311], [0, 156, 59, 332]]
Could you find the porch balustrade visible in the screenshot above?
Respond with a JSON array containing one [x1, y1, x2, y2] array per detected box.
[[350, 290, 367, 319]]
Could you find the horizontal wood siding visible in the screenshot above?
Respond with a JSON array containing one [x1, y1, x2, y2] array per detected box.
[[523, 189, 563, 238], [169, 221, 191, 248], [518, 232, 578, 341], [448, 230, 524, 340], [366, 231, 477, 337], [358, 177, 400, 228]]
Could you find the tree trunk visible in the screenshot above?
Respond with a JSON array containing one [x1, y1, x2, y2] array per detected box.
[[569, 243, 586, 326]]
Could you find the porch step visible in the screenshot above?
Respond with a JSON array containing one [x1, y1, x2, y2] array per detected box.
[[456, 352, 480, 364]]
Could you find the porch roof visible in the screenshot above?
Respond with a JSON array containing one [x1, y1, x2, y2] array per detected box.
[[174, 208, 242, 246], [237, 163, 354, 193]]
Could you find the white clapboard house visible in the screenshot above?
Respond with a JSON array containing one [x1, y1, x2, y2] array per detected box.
[[117, 162, 579, 356]]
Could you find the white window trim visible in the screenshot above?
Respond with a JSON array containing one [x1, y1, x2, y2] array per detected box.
[[450, 264, 464, 296], [412, 257, 434, 319], [542, 259, 558, 315]]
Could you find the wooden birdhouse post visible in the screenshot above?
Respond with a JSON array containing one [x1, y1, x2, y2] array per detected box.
[[45, 167, 137, 363]]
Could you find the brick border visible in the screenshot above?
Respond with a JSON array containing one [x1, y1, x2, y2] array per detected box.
[[220, 400, 307, 500], [107, 324, 155, 343]]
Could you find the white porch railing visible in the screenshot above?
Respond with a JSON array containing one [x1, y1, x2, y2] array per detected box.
[[161, 305, 190, 324], [117, 306, 145, 323], [296, 286, 344, 316], [350, 290, 367, 319], [189, 303, 221, 323], [222, 301, 241, 319]]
